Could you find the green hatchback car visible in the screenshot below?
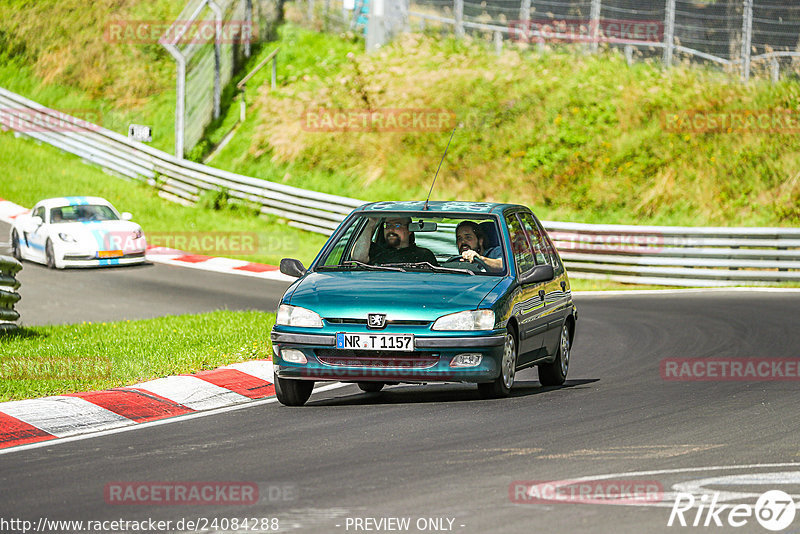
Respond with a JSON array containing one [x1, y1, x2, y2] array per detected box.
[[271, 201, 577, 406]]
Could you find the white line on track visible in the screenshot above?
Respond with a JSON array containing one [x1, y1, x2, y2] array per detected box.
[[0, 382, 351, 456]]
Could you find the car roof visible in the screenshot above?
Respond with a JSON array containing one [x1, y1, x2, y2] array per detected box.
[[36, 197, 113, 209], [358, 201, 524, 215]]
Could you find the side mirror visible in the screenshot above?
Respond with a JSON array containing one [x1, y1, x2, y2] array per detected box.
[[121, 212, 133, 221], [280, 258, 307, 278], [31, 216, 43, 226], [520, 264, 554, 285]]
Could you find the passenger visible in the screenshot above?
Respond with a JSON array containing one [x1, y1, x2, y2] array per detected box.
[[352, 216, 438, 266], [455, 221, 503, 272]]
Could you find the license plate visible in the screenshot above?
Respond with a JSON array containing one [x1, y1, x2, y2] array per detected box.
[[336, 333, 414, 351], [98, 250, 123, 258]]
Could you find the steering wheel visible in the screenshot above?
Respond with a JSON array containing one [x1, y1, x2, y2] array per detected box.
[[443, 254, 489, 272]]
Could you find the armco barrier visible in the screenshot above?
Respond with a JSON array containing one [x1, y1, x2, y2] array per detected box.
[[0, 255, 21, 330], [1, 86, 799, 287]]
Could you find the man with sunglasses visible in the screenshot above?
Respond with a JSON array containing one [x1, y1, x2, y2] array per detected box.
[[352, 216, 438, 266]]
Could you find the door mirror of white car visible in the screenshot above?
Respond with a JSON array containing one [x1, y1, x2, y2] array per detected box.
[[121, 212, 133, 221], [31, 216, 43, 226]]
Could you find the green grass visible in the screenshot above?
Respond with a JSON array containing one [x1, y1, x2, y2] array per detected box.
[[0, 310, 275, 402], [0, 131, 328, 266]]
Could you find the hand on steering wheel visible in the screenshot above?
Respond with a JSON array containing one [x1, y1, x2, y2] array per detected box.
[[446, 251, 489, 271]]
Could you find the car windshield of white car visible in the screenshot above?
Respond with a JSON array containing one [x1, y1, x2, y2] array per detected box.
[[51, 205, 118, 223]]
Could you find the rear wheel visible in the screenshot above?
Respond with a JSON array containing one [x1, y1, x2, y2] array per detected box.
[[357, 382, 384, 393], [45, 238, 56, 269], [538, 323, 570, 386], [478, 329, 517, 399], [10, 230, 22, 261], [274, 377, 314, 406]]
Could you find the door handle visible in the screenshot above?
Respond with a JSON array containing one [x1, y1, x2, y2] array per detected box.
[[538, 289, 546, 301], [560, 281, 566, 291]]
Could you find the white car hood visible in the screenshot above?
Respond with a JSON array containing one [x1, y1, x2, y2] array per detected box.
[[51, 220, 144, 252]]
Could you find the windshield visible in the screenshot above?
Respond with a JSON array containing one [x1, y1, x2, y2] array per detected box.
[[50, 204, 118, 223], [317, 213, 507, 276]]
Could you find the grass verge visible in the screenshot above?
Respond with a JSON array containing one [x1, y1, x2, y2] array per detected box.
[[0, 310, 275, 402]]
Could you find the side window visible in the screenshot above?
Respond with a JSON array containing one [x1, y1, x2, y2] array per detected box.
[[518, 212, 548, 266], [505, 212, 536, 274], [322, 218, 363, 266], [33, 206, 45, 222], [537, 221, 564, 275]]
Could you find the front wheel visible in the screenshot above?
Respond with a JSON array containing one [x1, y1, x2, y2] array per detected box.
[[538, 323, 570, 386], [357, 382, 384, 393], [11, 230, 22, 261], [45, 238, 56, 269], [478, 330, 517, 399], [274, 377, 314, 406]]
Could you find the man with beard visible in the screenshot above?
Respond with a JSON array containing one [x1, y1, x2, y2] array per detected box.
[[455, 221, 503, 272], [352, 216, 438, 266]]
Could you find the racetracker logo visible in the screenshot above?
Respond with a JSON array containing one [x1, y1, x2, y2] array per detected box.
[[661, 358, 800, 381], [104, 20, 258, 45], [508, 19, 663, 44], [104, 482, 258, 506], [548, 231, 664, 254], [302, 109, 456, 132], [663, 110, 800, 134], [668, 490, 796, 530], [0, 356, 112, 380], [510, 479, 663, 505], [0, 108, 101, 133]]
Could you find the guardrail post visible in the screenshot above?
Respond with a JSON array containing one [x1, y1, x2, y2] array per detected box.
[[663, 0, 676, 67], [624, 44, 634, 66], [741, 0, 753, 82], [589, 0, 601, 53], [770, 57, 780, 83], [494, 31, 503, 55], [0, 255, 22, 331], [454, 0, 464, 38]]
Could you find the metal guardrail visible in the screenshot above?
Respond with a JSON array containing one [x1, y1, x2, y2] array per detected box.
[[0, 255, 22, 330], [1, 86, 799, 286]]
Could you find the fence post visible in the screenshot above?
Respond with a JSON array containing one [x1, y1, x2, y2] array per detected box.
[[208, 1, 223, 120], [624, 44, 634, 66], [494, 30, 503, 55], [308, 0, 314, 23], [663, 0, 675, 67], [741, 0, 753, 82], [589, 0, 601, 53], [272, 54, 277, 89], [455, 0, 464, 38], [519, 0, 531, 42], [244, 0, 252, 57]]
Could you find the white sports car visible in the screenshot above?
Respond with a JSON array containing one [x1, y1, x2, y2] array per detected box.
[[10, 196, 147, 269]]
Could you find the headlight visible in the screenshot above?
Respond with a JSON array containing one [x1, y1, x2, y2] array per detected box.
[[276, 304, 323, 328], [132, 228, 143, 239], [58, 232, 76, 243], [432, 309, 495, 331]]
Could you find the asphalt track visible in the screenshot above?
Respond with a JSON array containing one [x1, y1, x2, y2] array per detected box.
[[1, 226, 799, 534]]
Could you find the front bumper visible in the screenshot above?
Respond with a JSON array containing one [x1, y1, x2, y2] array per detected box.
[[271, 330, 506, 383], [59, 250, 147, 268]]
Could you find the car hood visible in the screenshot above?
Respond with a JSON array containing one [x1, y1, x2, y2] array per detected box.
[[51, 220, 144, 251], [287, 271, 504, 321]]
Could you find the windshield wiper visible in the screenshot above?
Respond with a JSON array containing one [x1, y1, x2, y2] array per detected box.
[[390, 262, 475, 275], [317, 260, 407, 272]]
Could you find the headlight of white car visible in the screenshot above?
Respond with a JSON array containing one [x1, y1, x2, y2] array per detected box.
[[432, 309, 495, 331], [132, 228, 144, 239], [276, 304, 323, 328], [58, 232, 77, 243]]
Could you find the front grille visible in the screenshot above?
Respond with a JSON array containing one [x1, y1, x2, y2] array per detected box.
[[316, 349, 438, 368], [325, 318, 431, 326]]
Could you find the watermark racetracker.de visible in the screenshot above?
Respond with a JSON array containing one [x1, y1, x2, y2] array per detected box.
[[508, 19, 663, 44], [662, 110, 800, 134], [104, 20, 258, 45], [661, 358, 800, 381], [510, 479, 664, 505], [302, 109, 456, 132], [0, 108, 101, 133]]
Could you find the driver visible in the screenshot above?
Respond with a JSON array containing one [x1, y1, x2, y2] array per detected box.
[[455, 221, 503, 272], [352, 216, 438, 266]]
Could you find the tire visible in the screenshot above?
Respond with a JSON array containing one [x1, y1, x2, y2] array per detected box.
[[538, 323, 570, 386], [478, 328, 517, 399], [274, 376, 314, 406], [357, 382, 384, 393], [45, 238, 56, 269], [10, 230, 22, 261]]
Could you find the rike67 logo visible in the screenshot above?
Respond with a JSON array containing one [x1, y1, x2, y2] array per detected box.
[[668, 490, 796, 531]]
